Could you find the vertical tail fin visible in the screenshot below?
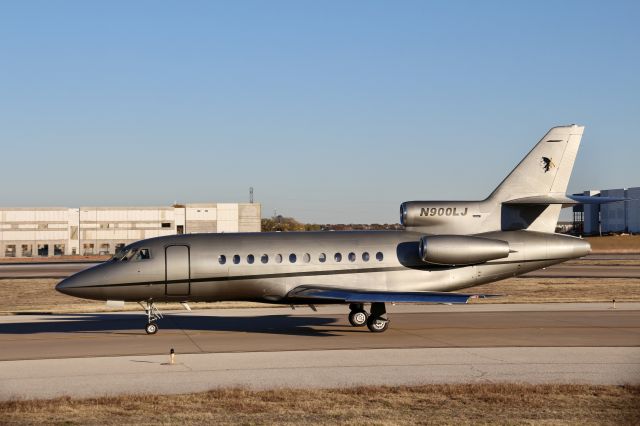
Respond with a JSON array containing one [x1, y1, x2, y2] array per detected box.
[[489, 124, 584, 201], [488, 124, 584, 233]]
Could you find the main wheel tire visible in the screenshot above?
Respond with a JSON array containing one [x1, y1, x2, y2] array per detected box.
[[348, 310, 368, 327], [366, 316, 389, 333], [145, 322, 158, 335]]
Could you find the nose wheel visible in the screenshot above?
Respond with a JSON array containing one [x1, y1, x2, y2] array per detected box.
[[145, 322, 158, 335], [139, 301, 163, 335]]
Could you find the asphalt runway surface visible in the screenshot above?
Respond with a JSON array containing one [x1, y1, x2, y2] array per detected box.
[[1, 303, 638, 399], [1, 254, 639, 279], [1, 256, 639, 399]]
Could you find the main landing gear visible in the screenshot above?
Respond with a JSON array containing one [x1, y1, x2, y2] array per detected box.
[[139, 300, 163, 335], [348, 302, 389, 333]]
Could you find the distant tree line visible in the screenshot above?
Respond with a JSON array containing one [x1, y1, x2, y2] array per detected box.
[[261, 215, 403, 232]]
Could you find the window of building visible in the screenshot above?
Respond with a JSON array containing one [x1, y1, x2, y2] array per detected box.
[[275, 254, 283, 263], [161, 222, 171, 228], [261, 254, 269, 264], [218, 255, 226, 265], [289, 253, 297, 263], [348, 252, 356, 262], [38, 244, 49, 257], [177, 225, 184, 234], [4, 245, 16, 257], [319, 253, 327, 263], [54, 244, 65, 256], [233, 254, 240, 264], [362, 252, 370, 262], [247, 254, 255, 264], [376, 252, 384, 261], [21, 244, 32, 257], [334, 252, 342, 262]]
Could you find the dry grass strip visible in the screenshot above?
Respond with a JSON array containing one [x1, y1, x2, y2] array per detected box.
[[471, 277, 640, 304], [1, 384, 638, 425], [586, 235, 640, 253]]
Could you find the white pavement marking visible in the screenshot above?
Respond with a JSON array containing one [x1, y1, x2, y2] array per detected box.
[[0, 347, 638, 400]]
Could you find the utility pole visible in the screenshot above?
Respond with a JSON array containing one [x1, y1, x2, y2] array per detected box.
[[249, 187, 254, 204]]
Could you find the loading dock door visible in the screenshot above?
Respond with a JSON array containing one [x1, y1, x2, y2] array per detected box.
[[165, 245, 190, 296]]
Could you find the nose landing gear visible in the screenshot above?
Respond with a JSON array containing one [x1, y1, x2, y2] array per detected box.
[[139, 301, 163, 335], [145, 322, 158, 335]]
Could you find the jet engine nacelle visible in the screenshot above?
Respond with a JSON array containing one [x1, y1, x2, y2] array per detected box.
[[418, 235, 510, 265]]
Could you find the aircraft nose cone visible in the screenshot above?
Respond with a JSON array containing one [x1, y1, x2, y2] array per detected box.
[[56, 267, 104, 299], [55, 275, 82, 296]]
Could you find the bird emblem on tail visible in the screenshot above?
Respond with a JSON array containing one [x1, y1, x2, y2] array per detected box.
[[541, 156, 555, 173]]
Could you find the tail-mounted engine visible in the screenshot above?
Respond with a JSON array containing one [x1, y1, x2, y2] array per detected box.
[[418, 235, 511, 265]]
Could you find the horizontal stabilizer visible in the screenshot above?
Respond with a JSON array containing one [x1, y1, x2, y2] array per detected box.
[[287, 286, 499, 304], [504, 194, 627, 206]]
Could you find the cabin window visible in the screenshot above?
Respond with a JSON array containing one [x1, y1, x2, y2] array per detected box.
[[261, 254, 269, 264], [218, 255, 226, 265], [247, 254, 255, 264], [233, 254, 241, 264], [348, 252, 356, 262], [303, 253, 311, 263], [376, 252, 384, 261], [275, 254, 283, 263], [289, 253, 297, 263], [362, 252, 370, 262], [319, 253, 327, 263], [334, 252, 342, 262]]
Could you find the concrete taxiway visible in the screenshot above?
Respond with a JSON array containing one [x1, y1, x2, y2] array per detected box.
[[0, 303, 638, 399]]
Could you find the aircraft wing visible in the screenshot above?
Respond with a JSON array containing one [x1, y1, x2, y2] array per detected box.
[[287, 285, 498, 304]]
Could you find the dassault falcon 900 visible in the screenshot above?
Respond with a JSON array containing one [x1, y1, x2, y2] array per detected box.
[[56, 124, 616, 334]]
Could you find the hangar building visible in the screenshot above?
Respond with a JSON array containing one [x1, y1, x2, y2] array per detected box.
[[572, 188, 640, 235], [0, 203, 261, 258]]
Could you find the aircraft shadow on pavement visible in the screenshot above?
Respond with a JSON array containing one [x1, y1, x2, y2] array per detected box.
[[0, 313, 341, 337]]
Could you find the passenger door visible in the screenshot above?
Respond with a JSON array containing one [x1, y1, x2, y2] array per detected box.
[[165, 245, 190, 296]]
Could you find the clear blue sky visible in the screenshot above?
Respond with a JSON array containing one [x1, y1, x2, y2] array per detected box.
[[1, 1, 638, 223]]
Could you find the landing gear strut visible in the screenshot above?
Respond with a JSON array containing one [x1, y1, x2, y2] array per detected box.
[[348, 303, 368, 327], [139, 300, 163, 335], [366, 302, 389, 333]]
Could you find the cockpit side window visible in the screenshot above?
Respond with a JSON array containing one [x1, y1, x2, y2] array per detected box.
[[135, 248, 151, 261]]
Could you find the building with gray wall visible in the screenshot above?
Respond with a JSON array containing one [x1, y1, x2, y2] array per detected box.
[[0, 203, 261, 257], [573, 188, 640, 235]]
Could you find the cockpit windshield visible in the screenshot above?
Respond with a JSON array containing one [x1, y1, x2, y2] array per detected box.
[[112, 248, 151, 262]]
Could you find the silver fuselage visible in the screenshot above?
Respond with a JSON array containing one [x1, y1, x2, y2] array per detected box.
[[56, 230, 590, 303]]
